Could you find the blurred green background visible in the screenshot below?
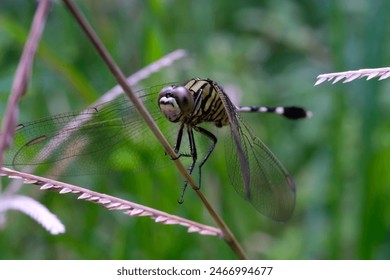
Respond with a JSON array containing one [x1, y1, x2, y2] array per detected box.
[[1, 0, 390, 260]]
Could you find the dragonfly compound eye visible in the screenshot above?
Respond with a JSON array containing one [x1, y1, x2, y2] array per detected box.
[[172, 86, 194, 114], [158, 86, 194, 122]]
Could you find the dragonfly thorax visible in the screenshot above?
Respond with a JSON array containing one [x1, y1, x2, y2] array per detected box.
[[158, 85, 194, 123]]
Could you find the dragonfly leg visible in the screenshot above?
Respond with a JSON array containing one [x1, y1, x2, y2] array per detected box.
[[170, 123, 203, 160], [168, 123, 189, 160], [173, 123, 184, 154], [178, 126, 198, 204], [193, 126, 217, 190]]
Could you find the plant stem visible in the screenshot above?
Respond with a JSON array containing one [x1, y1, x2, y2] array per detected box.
[[62, 0, 248, 260]]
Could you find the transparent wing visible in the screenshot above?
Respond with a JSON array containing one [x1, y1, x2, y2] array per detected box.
[[220, 90, 296, 222], [4, 85, 178, 177]]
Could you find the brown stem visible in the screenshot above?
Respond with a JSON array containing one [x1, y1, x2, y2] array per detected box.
[[62, 0, 248, 259], [0, 0, 52, 169]]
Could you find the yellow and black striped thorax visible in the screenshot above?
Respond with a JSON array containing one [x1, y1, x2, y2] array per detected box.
[[183, 78, 229, 127], [157, 78, 230, 127]]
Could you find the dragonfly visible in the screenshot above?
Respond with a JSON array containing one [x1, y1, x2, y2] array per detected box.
[[4, 78, 310, 222]]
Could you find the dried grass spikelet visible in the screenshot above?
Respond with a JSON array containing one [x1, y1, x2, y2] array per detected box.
[[315, 67, 390, 86], [1, 167, 222, 237]]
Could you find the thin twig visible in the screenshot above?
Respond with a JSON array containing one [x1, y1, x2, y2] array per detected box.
[[96, 49, 187, 105], [0, 0, 52, 170], [62, 0, 248, 259]]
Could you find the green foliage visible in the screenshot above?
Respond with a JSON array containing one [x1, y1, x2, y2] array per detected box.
[[1, 0, 390, 259]]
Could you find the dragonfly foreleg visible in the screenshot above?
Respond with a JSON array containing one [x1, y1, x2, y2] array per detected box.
[[178, 125, 198, 204], [193, 126, 217, 190], [168, 122, 191, 160]]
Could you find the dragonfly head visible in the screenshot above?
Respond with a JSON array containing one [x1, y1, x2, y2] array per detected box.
[[158, 85, 194, 122]]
